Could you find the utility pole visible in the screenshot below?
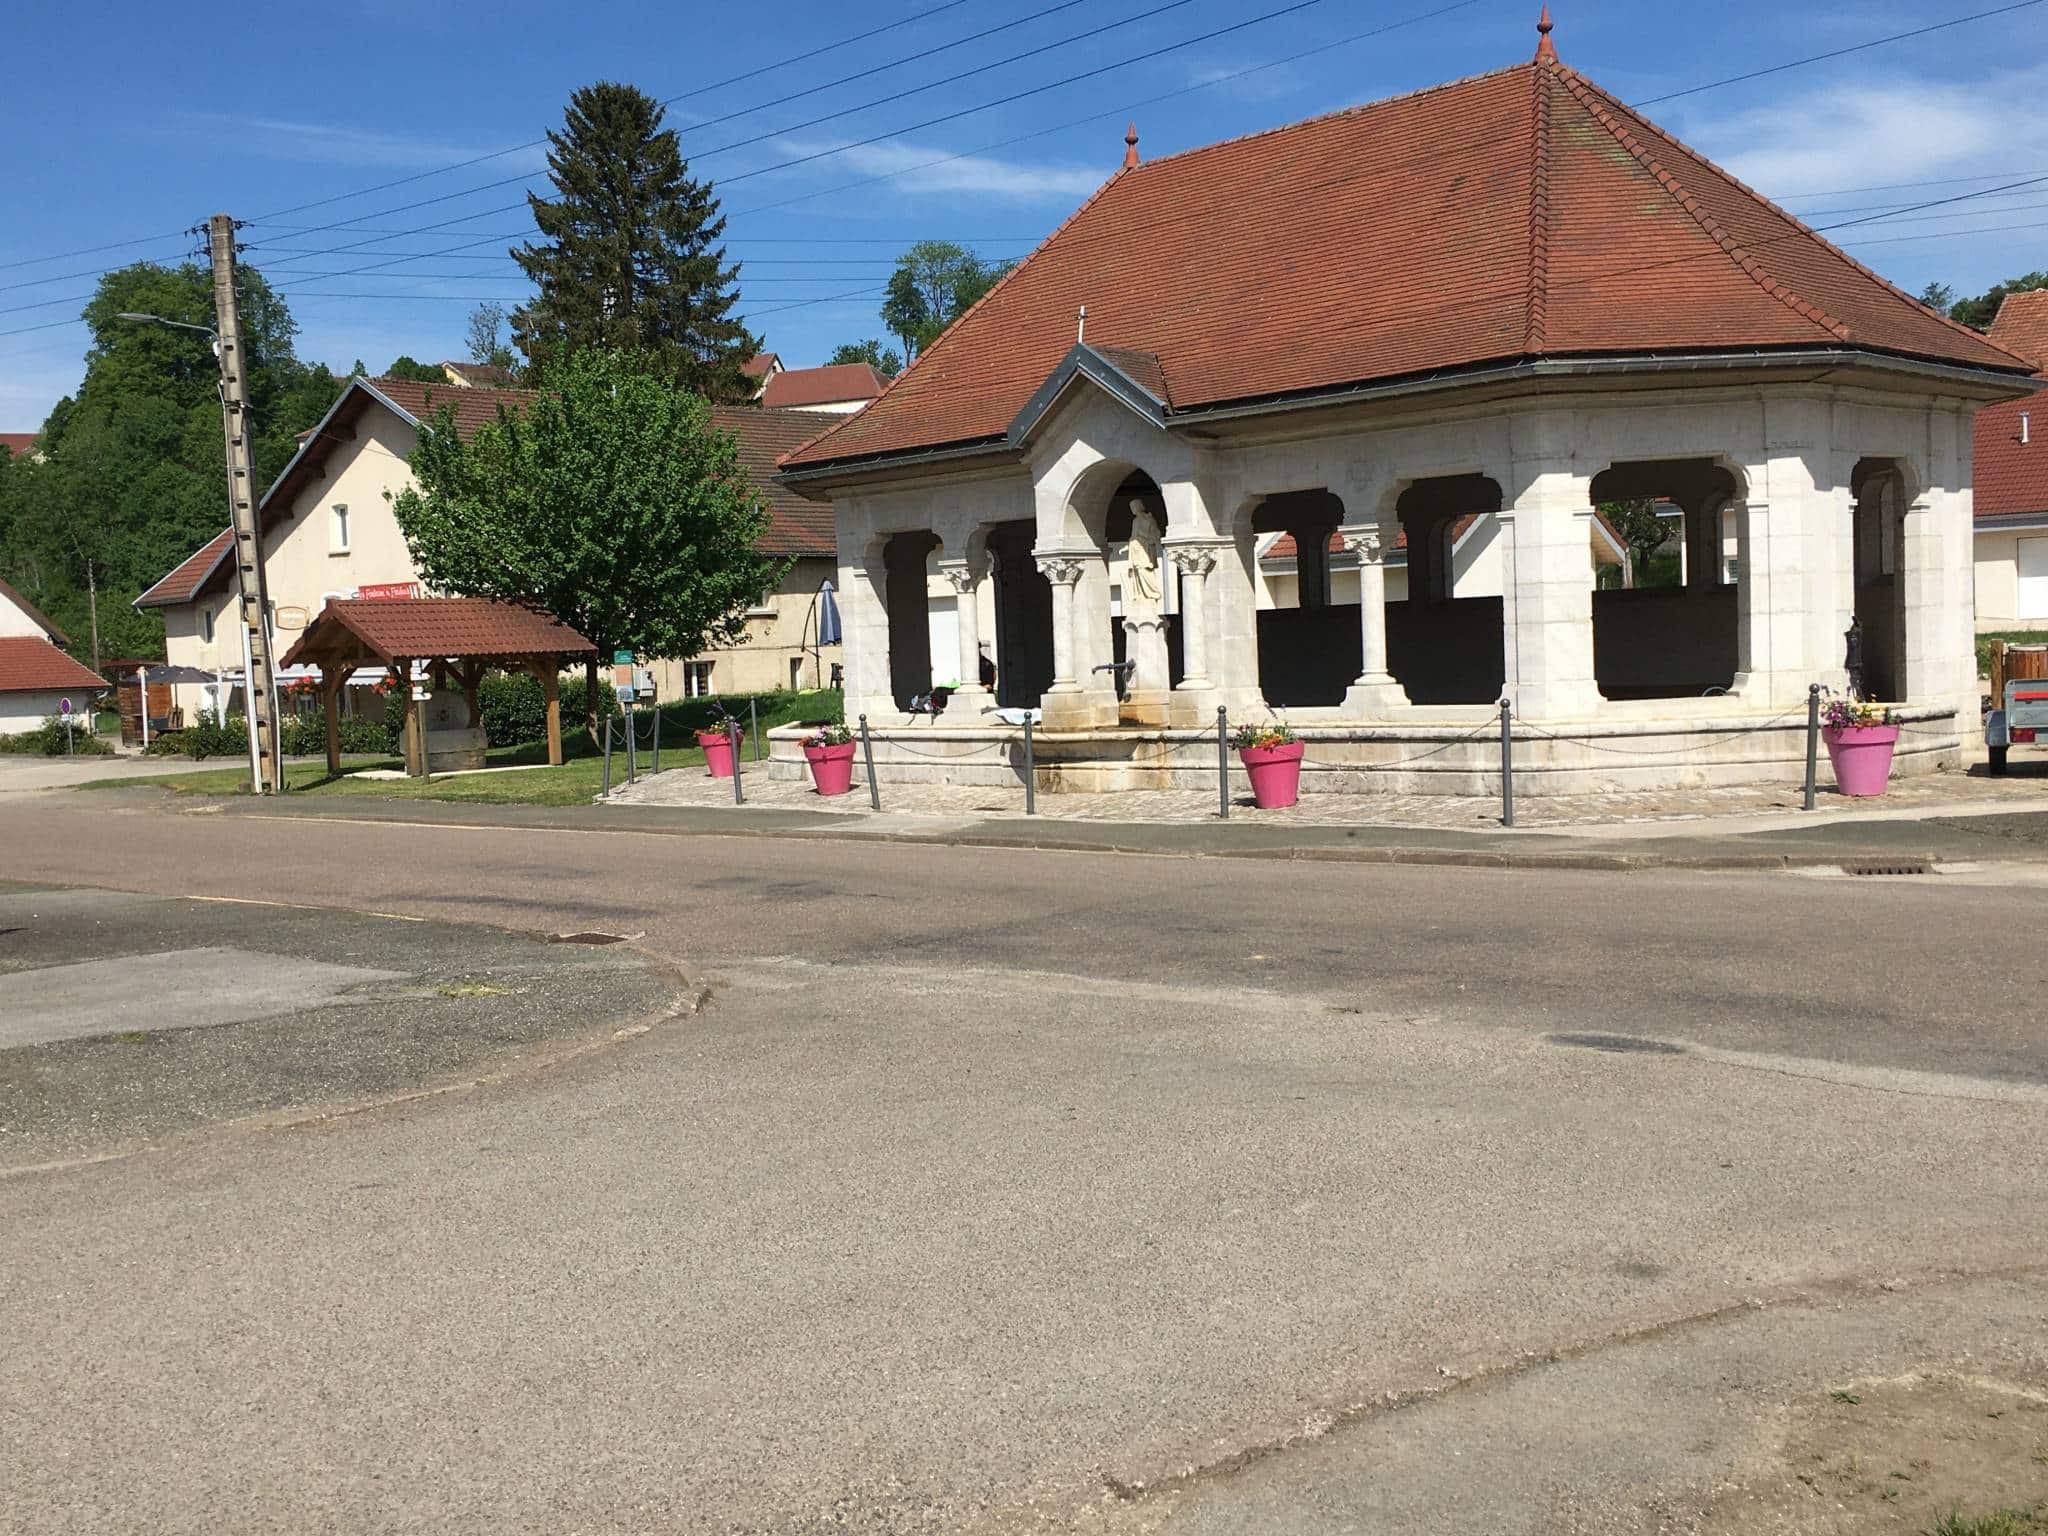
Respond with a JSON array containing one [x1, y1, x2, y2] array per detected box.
[[206, 213, 282, 794], [85, 558, 100, 674]]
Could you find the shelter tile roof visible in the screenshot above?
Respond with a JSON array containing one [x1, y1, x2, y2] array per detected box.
[[787, 50, 2029, 473], [134, 529, 233, 609], [1988, 291, 2048, 372], [0, 575, 67, 643], [280, 598, 595, 668], [0, 635, 105, 695], [1974, 385, 2048, 521], [760, 362, 887, 410]]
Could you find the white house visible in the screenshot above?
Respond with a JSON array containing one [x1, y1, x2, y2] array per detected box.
[[0, 577, 105, 733], [776, 19, 2033, 795], [1970, 291, 2048, 632]]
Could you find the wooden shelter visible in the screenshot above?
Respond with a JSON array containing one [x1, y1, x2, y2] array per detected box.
[[279, 599, 596, 777]]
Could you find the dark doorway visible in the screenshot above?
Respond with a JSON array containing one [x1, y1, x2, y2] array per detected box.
[[1588, 460, 1738, 699], [1852, 460, 1908, 701], [986, 521, 1054, 709], [1387, 475, 1505, 704], [883, 531, 940, 709], [1252, 490, 1349, 706]]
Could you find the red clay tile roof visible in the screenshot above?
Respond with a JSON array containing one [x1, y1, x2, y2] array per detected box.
[[743, 353, 781, 379], [0, 635, 106, 695], [710, 407, 837, 558], [0, 575, 67, 643], [1974, 384, 2048, 521], [135, 529, 234, 609], [0, 432, 36, 458], [366, 376, 534, 440], [280, 598, 595, 668], [1988, 291, 2048, 373], [760, 362, 886, 410], [788, 56, 2029, 472], [440, 360, 517, 387]]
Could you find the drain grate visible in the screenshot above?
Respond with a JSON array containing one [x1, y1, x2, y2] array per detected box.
[[1548, 1032, 1684, 1056], [1840, 859, 1933, 877], [549, 930, 631, 945]]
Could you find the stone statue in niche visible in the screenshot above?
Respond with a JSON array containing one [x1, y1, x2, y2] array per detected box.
[[1121, 500, 1171, 725], [1123, 503, 1164, 611]]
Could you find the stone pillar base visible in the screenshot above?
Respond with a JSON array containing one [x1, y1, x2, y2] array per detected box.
[[1041, 688, 1117, 731], [1343, 675, 1412, 717], [940, 684, 993, 721], [1119, 688, 1171, 727]]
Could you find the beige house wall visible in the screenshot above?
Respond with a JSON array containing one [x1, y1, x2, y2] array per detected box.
[[648, 556, 842, 700], [0, 592, 49, 638], [1972, 524, 2048, 631]]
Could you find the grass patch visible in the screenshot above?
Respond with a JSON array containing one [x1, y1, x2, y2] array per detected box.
[[1928, 1505, 2048, 1536], [75, 690, 840, 808], [1976, 630, 2048, 676]]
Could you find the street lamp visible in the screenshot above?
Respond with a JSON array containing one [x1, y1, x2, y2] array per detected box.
[[116, 309, 276, 794]]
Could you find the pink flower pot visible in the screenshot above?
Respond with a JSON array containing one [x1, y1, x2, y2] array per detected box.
[[1823, 723, 1898, 797], [1239, 740, 1305, 809], [698, 729, 736, 778], [804, 740, 857, 796]]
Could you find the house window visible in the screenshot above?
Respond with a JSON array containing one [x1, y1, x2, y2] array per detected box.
[[330, 502, 350, 554], [200, 606, 215, 643], [789, 657, 803, 691], [683, 661, 714, 697], [746, 591, 778, 618]]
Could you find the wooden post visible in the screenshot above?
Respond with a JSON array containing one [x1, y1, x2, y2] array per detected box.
[[540, 661, 563, 766], [398, 658, 423, 777], [322, 659, 344, 776], [1991, 638, 2007, 701]]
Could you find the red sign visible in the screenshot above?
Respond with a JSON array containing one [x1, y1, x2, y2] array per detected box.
[[356, 581, 420, 601]]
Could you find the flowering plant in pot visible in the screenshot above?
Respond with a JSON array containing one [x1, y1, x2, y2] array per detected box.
[[801, 722, 858, 797], [1231, 720, 1304, 809], [1820, 697, 1899, 797], [697, 709, 740, 778]]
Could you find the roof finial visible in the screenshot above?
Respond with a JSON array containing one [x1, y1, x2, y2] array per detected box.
[[1123, 122, 1139, 170], [1535, 4, 1555, 60]]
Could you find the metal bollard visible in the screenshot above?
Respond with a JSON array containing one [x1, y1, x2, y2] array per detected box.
[[652, 707, 662, 775], [1022, 714, 1036, 815], [750, 697, 761, 762], [859, 714, 880, 810], [602, 714, 613, 796], [1499, 697, 1515, 828], [729, 720, 744, 805], [1217, 706, 1230, 820], [625, 703, 637, 783], [1803, 683, 1821, 811]]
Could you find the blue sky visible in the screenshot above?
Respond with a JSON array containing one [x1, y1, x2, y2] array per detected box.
[[4, 0, 2046, 429]]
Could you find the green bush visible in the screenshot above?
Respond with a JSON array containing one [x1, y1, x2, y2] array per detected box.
[[0, 716, 114, 756], [279, 713, 397, 757], [147, 717, 250, 760]]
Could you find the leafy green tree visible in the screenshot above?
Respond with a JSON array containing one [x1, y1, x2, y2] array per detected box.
[[878, 241, 1011, 361], [382, 355, 446, 384], [1917, 281, 1955, 316], [1599, 498, 1675, 587], [1949, 271, 2048, 332], [511, 82, 759, 402], [0, 261, 335, 659], [826, 338, 902, 378], [390, 347, 786, 729]]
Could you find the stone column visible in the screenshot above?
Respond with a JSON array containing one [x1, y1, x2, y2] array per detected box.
[[1339, 524, 1408, 714], [1036, 554, 1087, 725], [1501, 453, 1600, 720], [1728, 499, 1776, 700], [937, 556, 990, 708], [1166, 544, 1219, 689]]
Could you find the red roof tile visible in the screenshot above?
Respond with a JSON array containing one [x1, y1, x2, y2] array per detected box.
[[788, 55, 2028, 472], [1988, 291, 2048, 373], [710, 407, 837, 558], [743, 353, 782, 379], [280, 598, 595, 668], [760, 362, 886, 410], [0, 432, 36, 459], [365, 376, 535, 441], [1974, 384, 2048, 521], [0, 576, 67, 643], [440, 360, 517, 387], [0, 635, 106, 695], [135, 529, 234, 609]]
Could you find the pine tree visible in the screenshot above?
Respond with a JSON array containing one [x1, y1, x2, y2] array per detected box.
[[511, 82, 760, 402]]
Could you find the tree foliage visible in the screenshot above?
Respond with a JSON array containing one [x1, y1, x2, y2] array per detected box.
[[464, 302, 517, 373], [826, 338, 903, 378], [0, 261, 337, 662], [1598, 498, 1674, 586], [389, 347, 787, 724], [878, 241, 1011, 361], [383, 355, 446, 384], [1916, 281, 1955, 316], [511, 82, 759, 402], [1949, 271, 2048, 332]]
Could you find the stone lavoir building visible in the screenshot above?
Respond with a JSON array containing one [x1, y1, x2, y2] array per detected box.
[[778, 15, 2035, 795]]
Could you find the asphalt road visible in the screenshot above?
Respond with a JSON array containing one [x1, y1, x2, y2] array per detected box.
[[2, 797, 2045, 1533]]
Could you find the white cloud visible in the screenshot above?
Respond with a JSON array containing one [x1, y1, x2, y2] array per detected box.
[[1676, 64, 2048, 201], [170, 112, 547, 174], [767, 136, 1107, 201]]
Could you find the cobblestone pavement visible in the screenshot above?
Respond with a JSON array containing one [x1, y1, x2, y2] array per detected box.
[[605, 756, 2048, 829]]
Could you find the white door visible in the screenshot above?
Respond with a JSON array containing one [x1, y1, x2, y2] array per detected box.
[[927, 607, 960, 687], [2020, 537, 2048, 620]]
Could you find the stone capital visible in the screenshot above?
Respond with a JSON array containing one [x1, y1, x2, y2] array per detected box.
[[1035, 555, 1087, 587], [1165, 542, 1222, 577], [936, 556, 986, 594], [1337, 525, 1386, 564]]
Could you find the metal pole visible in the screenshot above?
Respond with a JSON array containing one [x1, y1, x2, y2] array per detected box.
[[1499, 697, 1515, 828], [1022, 715, 1036, 815], [1217, 706, 1230, 819], [625, 701, 637, 783], [729, 720, 744, 805], [859, 713, 880, 810], [750, 697, 761, 762], [652, 705, 662, 775], [138, 667, 150, 752], [1804, 683, 1821, 811], [602, 714, 612, 796]]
